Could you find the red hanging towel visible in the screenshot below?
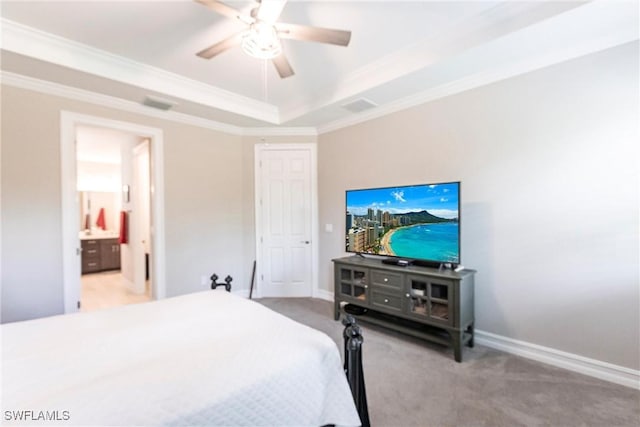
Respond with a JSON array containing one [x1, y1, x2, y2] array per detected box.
[[96, 208, 106, 230], [118, 210, 128, 244]]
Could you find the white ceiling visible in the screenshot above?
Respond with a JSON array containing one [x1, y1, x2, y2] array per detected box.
[[1, 1, 638, 132]]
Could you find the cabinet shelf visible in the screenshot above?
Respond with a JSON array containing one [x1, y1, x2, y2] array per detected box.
[[342, 302, 473, 349], [343, 304, 451, 347]]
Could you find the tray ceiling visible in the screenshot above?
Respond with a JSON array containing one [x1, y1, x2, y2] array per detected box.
[[1, 1, 637, 132]]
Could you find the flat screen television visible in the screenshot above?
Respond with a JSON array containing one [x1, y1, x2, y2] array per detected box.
[[345, 181, 460, 266]]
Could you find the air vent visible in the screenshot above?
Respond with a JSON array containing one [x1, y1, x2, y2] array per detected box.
[[341, 98, 377, 113], [142, 95, 178, 111]]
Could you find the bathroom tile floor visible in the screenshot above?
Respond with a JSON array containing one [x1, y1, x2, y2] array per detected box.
[[81, 271, 151, 312]]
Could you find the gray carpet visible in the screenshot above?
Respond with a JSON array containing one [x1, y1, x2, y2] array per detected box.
[[257, 297, 640, 427]]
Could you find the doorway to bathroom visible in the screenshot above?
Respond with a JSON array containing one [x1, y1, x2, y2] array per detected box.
[[61, 112, 166, 314], [76, 126, 151, 311]]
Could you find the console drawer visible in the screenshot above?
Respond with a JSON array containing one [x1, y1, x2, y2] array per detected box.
[[370, 269, 403, 289], [371, 289, 402, 312]]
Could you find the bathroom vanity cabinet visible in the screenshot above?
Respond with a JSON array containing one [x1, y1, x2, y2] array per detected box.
[[81, 237, 121, 274]]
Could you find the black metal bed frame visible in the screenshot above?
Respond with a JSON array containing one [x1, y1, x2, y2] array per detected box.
[[342, 314, 371, 427], [210, 273, 233, 292]]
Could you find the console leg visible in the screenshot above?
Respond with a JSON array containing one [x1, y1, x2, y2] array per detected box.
[[334, 301, 340, 321], [453, 331, 463, 363], [468, 322, 475, 348]]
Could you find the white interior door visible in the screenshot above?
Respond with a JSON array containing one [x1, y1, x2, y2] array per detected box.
[[258, 147, 314, 297], [132, 140, 151, 295]]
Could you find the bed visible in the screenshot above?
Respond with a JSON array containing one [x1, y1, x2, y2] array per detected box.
[[2, 290, 362, 426]]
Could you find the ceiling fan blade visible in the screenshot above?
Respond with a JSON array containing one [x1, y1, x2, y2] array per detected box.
[[257, 0, 288, 23], [276, 23, 351, 46], [196, 31, 244, 59], [272, 52, 294, 78], [195, 0, 244, 21]]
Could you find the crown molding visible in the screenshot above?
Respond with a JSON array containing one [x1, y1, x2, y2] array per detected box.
[[1, 71, 319, 137], [0, 3, 583, 128], [1, 71, 245, 135], [242, 127, 317, 137], [2, 1, 636, 137], [317, 40, 636, 135], [280, 1, 582, 124], [0, 18, 280, 124], [317, 1, 639, 135]]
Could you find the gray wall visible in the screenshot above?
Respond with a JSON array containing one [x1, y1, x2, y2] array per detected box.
[[317, 42, 639, 369], [2, 42, 637, 371], [1, 85, 248, 322], [2, 87, 65, 321]]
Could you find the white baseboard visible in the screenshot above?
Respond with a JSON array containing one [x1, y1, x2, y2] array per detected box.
[[258, 289, 638, 390], [475, 330, 640, 390], [313, 289, 334, 302]]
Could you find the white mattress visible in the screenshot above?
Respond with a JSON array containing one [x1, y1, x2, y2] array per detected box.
[[2, 291, 361, 426]]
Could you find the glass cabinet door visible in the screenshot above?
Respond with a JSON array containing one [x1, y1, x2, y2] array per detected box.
[[407, 278, 428, 316], [428, 282, 450, 322], [339, 267, 368, 303], [406, 276, 452, 325]]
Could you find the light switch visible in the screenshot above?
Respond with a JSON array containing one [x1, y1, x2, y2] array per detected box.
[[325, 223, 333, 233]]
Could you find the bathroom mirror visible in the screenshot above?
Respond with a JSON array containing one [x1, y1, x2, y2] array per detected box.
[[79, 191, 121, 233]]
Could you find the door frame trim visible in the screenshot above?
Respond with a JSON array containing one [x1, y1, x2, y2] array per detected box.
[[254, 143, 318, 299], [60, 111, 166, 312]]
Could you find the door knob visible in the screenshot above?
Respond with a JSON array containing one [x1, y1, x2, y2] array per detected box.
[[301, 240, 310, 244]]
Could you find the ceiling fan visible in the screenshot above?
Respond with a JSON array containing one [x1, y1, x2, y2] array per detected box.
[[195, 0, 352, 78]]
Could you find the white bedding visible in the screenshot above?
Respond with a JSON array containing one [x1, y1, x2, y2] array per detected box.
[[2, 291, 361, 426]]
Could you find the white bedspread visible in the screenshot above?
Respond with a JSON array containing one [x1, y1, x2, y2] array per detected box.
[[2, 291, 361, 426]]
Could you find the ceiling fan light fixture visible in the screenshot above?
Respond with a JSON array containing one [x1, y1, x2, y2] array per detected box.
[[196, 0, 352, 78], [241, 21, 282, 59]]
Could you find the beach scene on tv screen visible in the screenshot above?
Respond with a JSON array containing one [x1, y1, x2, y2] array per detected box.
[[346, 183, 459, 263]]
